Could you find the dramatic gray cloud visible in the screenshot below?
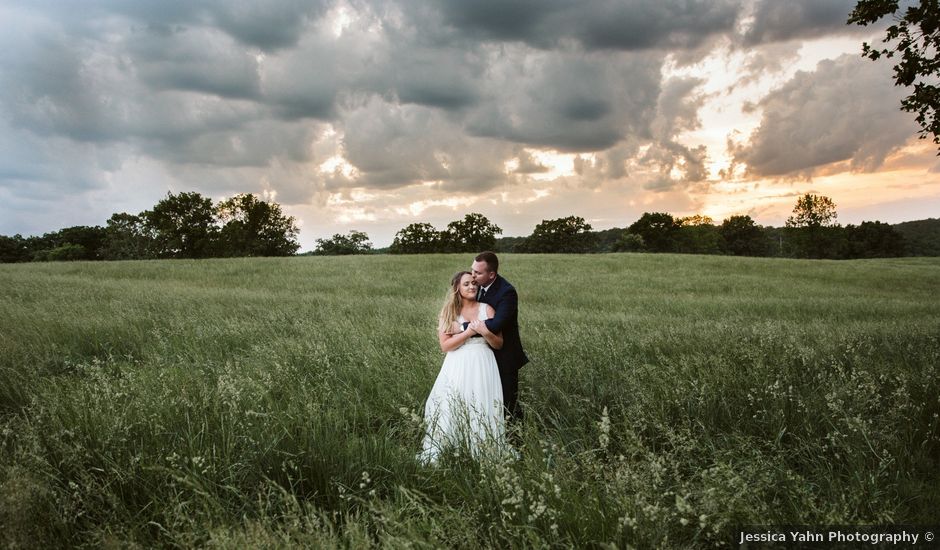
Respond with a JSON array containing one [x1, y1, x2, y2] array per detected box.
[[742, 0, 861, 46], [733, 54, 916, 177], [0, 11, 265, 146], [0, 118, 121, 198], [0, 0, 934, 247], [464, 48, 663, 151], [12, 0, 330, 51], [128, 27, 263, 101], [434, 0, 742, 52], [340, 97, 513, 191]]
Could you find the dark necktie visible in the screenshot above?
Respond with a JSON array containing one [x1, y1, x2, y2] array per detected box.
[[477, 286, 486, 302]]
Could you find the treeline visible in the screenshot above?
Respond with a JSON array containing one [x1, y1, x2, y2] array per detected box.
[[496, 213, 907, 259], [0, 191, 299, 263], [301, 213, 504, 256], [319, 194, 929, 259], [491, 194, 913, 259], [4, 192, 936, 262]]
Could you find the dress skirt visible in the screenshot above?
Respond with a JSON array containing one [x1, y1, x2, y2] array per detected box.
[[419, 336, 505, 464]]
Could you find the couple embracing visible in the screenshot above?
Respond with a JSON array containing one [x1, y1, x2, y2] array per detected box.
[[419, 251, 528, 464]]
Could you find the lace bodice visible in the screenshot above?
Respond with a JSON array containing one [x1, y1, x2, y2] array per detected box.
[[457, 302, 488, 323]]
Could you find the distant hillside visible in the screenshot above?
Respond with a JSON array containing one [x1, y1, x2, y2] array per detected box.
[[893, 218, 940, 256]]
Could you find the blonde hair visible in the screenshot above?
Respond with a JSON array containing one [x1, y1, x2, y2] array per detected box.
[[438, 271, 471, 333]]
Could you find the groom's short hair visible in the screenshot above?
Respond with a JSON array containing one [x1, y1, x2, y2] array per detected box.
[[475, 251, 499, 273]]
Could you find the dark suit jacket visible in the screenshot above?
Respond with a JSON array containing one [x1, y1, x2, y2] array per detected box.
[[480, 275, 528, 371]]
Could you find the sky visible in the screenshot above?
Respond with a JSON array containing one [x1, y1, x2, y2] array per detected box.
[[1, 0, 938, 251]]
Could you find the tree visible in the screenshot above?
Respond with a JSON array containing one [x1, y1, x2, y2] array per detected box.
[[786, 194, 838, 228], [519, 216, 597, 253], [850, 0, 940, 147], [314, 230, 373, 255], [33, 243, 89, 262], [216, 193, 300, 257], [25, 226, 107, 262], [612, 232, 645, 252], [2, 190, 302, 262], [103, 213, 155, 260], [441, 213, 502, 253], [720, 215, 770, 256], [53, 226, 108, 260], [389, 222, 442, 254], [846, 221, 906, 257], [144, 192, 219, 259], [678, 214, 713, 227], [627, 212, 680, 252], [0, 234, 32, 263], [494, 235, 528, 253], [676, 215, 722, 254], [785, 194, 841, 259], [593, 227, 628, 252]]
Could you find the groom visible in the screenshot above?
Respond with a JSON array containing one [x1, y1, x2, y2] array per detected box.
[[469, 251, 528, 425]]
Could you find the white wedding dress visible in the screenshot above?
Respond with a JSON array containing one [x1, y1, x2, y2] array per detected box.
[[419, 303, 505, 464]]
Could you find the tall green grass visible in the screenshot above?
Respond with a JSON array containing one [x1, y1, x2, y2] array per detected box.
[[1, 254, 938, 548]]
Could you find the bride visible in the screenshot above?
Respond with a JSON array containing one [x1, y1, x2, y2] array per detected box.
[[419, 270, 505, 464]]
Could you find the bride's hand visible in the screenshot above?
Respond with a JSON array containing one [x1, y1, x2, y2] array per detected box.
[[469, 320, 487, 334]]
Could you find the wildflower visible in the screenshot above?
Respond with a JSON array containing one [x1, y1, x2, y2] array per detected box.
[[598, 406, 611, 451]]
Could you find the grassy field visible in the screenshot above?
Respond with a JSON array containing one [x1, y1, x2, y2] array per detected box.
[[1, 254, 938, 548]]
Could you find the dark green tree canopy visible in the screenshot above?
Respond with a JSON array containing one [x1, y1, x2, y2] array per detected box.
[[441, 213, 502, 253], [24, 225, 108, 261], [628, 212, 680, 253], [314, 230, 373, 255], [104, 213, 154, 260], [612, 232, 645, 252], [217, 193, 300, 257], [785, 194, 842, 259], [846, 221, 906, 257], [1, 191, 299, 262], [390, 222, 442, 254], [676, 215, 722, 255], [32, 243, 89, 262], [850, 0, 940, 147], [144, 192, 219, 259], [53, 226, 108, 259], [0, 234, 31, 263], [719, 215, 769, 256], [786, 194, 838, 228], [519, 216, 596, 253]]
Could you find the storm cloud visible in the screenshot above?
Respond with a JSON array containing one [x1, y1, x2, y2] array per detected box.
[[741, 0, 862, 46], [434, 0, 742, 52], [733, 54, 916, 178], [0, 0, 931, 246]]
